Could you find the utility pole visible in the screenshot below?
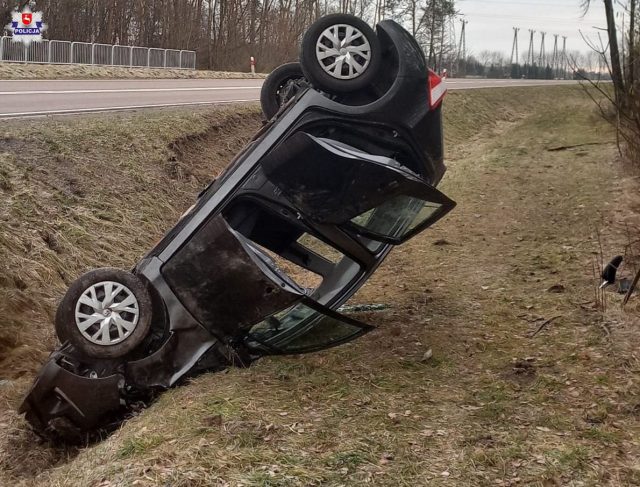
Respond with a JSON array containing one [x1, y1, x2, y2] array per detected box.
[[621, 12, 626, 79], [448, 17, 457, 74], [561, 36, 567, 79], [527, 29, 536, 65], [437, 14, 446, 72], [510, 27, 520, 65], [526, 29, 536, 78], [510, 27, 520, 79], [457, 19, 468, 75], [538, 31, 546, 67], [551, 34, 559, 77]]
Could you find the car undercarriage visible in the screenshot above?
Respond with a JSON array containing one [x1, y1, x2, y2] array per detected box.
[[19, 15, 455, 440]]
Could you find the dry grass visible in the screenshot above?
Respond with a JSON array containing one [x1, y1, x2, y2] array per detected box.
[[2, 86, 640, 486], [0, 62, 266, 80], [0, 103, 262, 387]]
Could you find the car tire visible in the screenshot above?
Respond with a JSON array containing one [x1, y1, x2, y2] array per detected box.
[[300, 14, 381, 94], [260, 62, 307, 120], [55, 268, 153, 359]]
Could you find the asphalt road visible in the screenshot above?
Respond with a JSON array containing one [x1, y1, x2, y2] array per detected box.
[[0, 77, 578, 118]]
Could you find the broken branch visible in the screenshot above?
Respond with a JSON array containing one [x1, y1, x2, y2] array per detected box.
[[529, 315, 562, 338], [622, 267, 640, 307]]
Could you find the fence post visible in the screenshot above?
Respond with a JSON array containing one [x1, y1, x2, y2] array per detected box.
[[179, 50, 183, 69], [111, 45, 115, 65], [0, 37, 4, 62], [147, 48, 150, 67], [91, 43, 95, 64], [163, 49, 167, 68], [48, 40, 52, 63], [129, 46, 133, 67], [71, 42, 75, 63]]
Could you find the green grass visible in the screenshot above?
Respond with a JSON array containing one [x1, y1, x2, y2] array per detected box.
[[580, 427, 622, 444], [117, 435, 166, 459]]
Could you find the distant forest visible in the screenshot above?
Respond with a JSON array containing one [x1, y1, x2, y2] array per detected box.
[[1, 0, 458, 71], [1, 0, 600, 79]]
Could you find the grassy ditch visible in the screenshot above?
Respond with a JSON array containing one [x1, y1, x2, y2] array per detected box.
[[1, 86, 639, 486]]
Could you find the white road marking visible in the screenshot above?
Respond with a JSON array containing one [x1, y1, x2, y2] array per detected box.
[[450, 82, 578, 89], [0, 99, 259, 118], [0, 80, 579, 118], [0, 78, 265, 82], [0, 86, 261, 95]]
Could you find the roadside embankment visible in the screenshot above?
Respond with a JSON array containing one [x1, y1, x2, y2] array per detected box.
[[0, 62, 266, 80]]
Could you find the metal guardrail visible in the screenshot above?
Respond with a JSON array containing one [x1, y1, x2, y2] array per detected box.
[[0, 37, 196, 69]]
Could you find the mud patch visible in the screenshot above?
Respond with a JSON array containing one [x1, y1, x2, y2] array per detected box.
[[166, 111, 262, 182], [503, 358, 537, 387], [0, 411, 79, 481]]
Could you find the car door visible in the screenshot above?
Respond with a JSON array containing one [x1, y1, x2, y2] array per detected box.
[[261, 132, 456, 246]]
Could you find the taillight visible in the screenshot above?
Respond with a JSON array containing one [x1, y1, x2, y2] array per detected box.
[[428, 70, 447, 110]]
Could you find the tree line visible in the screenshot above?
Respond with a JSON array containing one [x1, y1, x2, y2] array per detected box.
[[2, 1, 612, 84], [455, 49, 607, 80], [1, 0, 457, 72]]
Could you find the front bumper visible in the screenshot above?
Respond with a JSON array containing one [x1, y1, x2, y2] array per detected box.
[[19, 351, 124, 436]]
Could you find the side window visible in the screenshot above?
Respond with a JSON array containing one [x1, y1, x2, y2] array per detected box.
[[349, 194, 445, 243], [222, 198, 355, 293], [297, 233, 344, 264], [246, 300, 373, 354], [249, 242, 323, 292]]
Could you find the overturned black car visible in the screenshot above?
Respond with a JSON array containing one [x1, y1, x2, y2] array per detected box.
[[20, 14, 455, 438]]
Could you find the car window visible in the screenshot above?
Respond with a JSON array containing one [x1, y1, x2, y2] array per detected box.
[[350, 194, 443, 242], [245, 301, 373, 354]]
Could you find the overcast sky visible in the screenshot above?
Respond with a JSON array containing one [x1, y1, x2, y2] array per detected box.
[[457, 0, 609, 58]]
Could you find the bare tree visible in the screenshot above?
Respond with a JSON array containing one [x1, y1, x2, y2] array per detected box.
[[581, 0, 639, 164], [2, 0, 459, 73]]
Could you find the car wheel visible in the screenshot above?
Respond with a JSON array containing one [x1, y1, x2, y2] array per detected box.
[[55, 268, 153, 359], [300, 14, 381, 94], [260, 62, 307, 120]]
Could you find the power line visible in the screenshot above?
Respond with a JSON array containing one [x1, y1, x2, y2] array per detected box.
[[458, 0, 605, 8], [459, 11, 605, 26]]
